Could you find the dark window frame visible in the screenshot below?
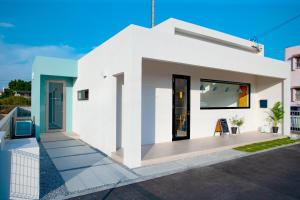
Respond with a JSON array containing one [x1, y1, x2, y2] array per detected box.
[[172, 74, 191, 141], [200, 78, 251, 109], [77, 89, 89, 101], [296, 57, 300, 69], [295, 88, 300, 101]]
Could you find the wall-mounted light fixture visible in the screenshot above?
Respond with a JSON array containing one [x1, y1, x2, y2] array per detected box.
[[101, 72, 108, 78]]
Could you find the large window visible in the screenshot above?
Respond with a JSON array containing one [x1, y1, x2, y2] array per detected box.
[[200, 79, 250, 109]]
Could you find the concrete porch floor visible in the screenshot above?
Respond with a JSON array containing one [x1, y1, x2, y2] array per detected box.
[[114, 132, 284, 166]]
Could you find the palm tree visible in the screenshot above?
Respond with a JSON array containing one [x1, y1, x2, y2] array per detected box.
[[268, 102, 284, 133]]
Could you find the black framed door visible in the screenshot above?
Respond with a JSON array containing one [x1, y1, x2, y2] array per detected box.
[[172, 74, 190, 141]]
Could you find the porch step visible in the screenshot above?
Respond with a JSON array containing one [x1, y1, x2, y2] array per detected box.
[[111, 149, 124, 164], [40, 132, 80, 142]]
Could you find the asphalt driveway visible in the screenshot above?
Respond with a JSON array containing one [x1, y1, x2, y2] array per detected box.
[[70, 143, 300, 200]]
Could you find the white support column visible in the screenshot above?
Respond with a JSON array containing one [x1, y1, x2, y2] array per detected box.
[[282, 78, 291, 136], [122, 59, 142, 168]]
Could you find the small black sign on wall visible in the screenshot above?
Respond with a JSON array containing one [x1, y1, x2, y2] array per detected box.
[[260, 99, 268, 108]]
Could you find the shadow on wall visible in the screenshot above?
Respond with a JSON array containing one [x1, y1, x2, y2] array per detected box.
[[141, 82, 157, 145], [256, 76, 282, 93], [116, 74, 124, 151]]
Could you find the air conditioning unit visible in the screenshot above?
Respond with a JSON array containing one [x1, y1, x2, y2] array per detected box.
[[15, 120, 32, 137]]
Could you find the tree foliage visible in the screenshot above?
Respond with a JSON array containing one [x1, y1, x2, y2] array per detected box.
[[8, 79, 31, 91], [0, 79, 31, 98]]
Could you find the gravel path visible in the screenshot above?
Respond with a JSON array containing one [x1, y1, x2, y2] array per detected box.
[[39, 142, 68, 200]]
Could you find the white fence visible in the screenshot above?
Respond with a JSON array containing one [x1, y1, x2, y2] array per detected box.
[[291, 110, 300, 133], [0, 107, 39, 199], [9, 149, 39, 200]]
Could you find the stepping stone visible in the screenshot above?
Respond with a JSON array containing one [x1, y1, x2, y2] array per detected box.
[[42, 140, 85, 149], [52, 153, 112, 171], [62, 171, 86, 192], [61, 167, 103, 192], [61, 163, 138, 192], [46, 145, 97, 158], [41, 133, 76, 142]]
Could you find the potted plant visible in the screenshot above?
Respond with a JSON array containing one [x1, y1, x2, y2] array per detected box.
[[268, 101, 284, 133], [229, 115, 244, 134]]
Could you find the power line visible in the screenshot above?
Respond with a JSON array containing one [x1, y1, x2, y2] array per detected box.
[[258, 12, 300, 38]]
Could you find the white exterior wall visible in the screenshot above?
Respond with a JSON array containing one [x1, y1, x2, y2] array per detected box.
[[142, 60, 284, 145], [73, 26, 142, 168], [71, 18, 290, 168], [153, 18, 265, 56]]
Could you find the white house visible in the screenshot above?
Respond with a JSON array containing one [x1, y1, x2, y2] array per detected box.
[[32, 18, 290, 168]]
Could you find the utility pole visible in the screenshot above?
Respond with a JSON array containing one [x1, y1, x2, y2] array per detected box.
[[152, 0, 155, 27]]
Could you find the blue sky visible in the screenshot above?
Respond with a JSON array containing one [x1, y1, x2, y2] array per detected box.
[[0, 0, 300, 89]]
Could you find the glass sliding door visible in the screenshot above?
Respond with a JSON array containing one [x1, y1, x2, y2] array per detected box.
[[46, 81, 66, 132], [172, 75, 190, 141]]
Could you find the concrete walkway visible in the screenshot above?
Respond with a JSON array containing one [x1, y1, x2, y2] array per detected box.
[[40, 132, 290, 199], [41, 133, 138, 196]]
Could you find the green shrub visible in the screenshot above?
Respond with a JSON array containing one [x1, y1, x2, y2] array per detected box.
[[0, 96, 31, 106]]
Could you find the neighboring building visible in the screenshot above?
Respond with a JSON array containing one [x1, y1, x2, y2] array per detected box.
[[32, 18, 290, 168], [0, 87, 7, 96], [285, 45, 300, 106], [14, 90, 31, 98]]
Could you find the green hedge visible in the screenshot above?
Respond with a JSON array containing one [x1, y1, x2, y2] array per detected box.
[[234, 137, 300, 152], [0, 96, 31, 106]]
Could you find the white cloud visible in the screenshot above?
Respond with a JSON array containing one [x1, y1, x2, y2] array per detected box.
[[0, 22, 15, 28], [0, 37, 81, 88]]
